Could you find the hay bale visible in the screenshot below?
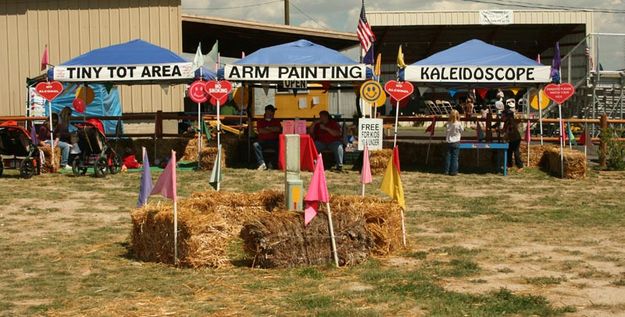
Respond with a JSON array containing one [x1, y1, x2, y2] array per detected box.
[[520, 143, 557, 168], [181, 135, 208, 161], [198, 147, 227, 170], [240, 196, 403, 268], [369, 149, 392, 175], [130, 190, 284, 268], [543, 147, 587, 179], [38, 145, 60, 173]]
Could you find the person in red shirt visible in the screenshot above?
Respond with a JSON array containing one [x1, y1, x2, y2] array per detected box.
[[253, 105, 281, 170], [310, 110, 344, 172]]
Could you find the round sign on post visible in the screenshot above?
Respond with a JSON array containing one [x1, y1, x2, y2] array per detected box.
[[544, 83, 575, 104], [530, 89, 550, 110], [384, 80, 414, 101], [205, 80, 233, 106], [360, 80, 385, 104], [76, 85, 95, 105], [35, 81, 64, 101], [188, 80, 208, 103]]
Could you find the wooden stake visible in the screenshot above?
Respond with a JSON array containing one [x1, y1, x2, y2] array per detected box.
[[326, 202, 339, 267], [197, 102, 202, 169], [400, 208, 407, 246]]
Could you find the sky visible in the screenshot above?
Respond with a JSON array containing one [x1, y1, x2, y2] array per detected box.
[[181, 0, 625, 69]]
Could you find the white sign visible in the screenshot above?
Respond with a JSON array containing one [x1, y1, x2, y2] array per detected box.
[[404, 65, 551, 83], [53, 62, 194, 82], [358, 118, 383, 151], [479, 10, 514, 25], [224, 64, 367, 81], [28, 87, 46, 123]]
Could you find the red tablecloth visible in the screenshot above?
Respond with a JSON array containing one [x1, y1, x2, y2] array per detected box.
[[278, 134, 318, 172]]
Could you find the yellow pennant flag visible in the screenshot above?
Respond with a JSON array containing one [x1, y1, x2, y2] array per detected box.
[[380, 147, 405, 209], [397, 45, 407, 69], [374, 53, 382, 78], [510, 87, 521, 96]]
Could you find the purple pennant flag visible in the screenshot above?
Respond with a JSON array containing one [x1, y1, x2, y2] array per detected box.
[[30, 125, 39, 145], [550, 42, 561, 83], [137, 147, 153, 207]]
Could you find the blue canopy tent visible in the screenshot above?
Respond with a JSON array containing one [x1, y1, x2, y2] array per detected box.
[[48, 39, 195, 84], [401, 39, 550, 86], [222, 39, 369, 81]]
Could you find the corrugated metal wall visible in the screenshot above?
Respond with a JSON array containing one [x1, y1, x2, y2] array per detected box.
[[369, 10, 593, 31], [0, 0, 183, 116]]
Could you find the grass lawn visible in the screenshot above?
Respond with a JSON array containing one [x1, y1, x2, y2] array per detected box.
[[1, 163, 625, 316]]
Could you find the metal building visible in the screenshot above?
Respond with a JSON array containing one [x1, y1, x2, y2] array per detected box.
[[0, 0, 184, 116]]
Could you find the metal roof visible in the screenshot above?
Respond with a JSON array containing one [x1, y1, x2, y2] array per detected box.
[[368, 10, 593, 65], [182, 15, 359, 57]]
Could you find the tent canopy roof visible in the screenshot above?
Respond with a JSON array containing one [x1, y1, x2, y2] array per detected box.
[[411, 39, 542, 66], [61, 39, 188, 66], [234, 39, 358, 65]]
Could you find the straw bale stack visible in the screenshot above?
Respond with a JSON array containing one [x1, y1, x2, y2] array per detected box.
[[543, 147, 587, 179], [240, 196, 403, 268], [131, 191, 403, 268], [369, 149, 392, 175], [38, 145, 60, 173], [181, 135, 208, 161], [130, 190, 283, 268], [520, 143, 557, 168]]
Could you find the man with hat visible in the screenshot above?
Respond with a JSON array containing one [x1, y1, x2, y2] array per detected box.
[[253, 104, 281, 170]]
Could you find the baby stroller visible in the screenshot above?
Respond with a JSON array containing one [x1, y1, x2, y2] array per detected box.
[[0, 125, 41, 178], [71, 120, 121, 177]]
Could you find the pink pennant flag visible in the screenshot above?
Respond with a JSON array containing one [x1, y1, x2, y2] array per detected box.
[[360, 145, 372, 184], [40, 45, 49, 71], [304, 154, 329, 226], [151, 150, 177, 201]]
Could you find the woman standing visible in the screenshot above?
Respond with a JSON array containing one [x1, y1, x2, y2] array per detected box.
[[444, 110, 464, 176]]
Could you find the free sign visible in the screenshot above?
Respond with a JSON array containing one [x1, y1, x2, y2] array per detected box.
[[384, 80, 414, 102], [205, 80, 232, 106], [188, 80, 208, 103], [35, 81, 64, 101], [544, 83, 575, 104]]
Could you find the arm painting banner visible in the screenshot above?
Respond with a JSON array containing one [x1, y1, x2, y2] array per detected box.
[[53, 63, 194, 82], [224, 64, 367, 81], [404, 65, 551, 83]]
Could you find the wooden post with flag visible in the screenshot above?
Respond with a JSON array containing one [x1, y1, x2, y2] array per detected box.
[[304, 154, 339, 267], [150, 150, 178, 264], [380, 146, 406, 246]]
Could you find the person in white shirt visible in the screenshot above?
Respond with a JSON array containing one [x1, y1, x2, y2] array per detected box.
[[444, 110, 464, 176]]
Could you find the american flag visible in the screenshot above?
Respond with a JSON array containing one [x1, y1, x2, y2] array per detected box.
[[357, 1, 375, 55]]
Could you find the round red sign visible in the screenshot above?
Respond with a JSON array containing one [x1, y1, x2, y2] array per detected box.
[[188, 80, 208, 103]]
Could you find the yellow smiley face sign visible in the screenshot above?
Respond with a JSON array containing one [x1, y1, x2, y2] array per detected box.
[[359, 80, 386, 107]]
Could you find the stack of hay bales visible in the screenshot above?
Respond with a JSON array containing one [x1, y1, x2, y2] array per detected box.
[[38, 145, 60, 173], [369, 149, 392, 175], [130, 190, 283, 268], [519, 143, 557, 167], [240, 196, 403, 268], [180, 136, 208, 161], [543, 146, 587, 179], [130, 191, 403, 268]]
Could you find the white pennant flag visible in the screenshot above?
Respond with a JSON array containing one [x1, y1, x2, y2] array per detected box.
[[417, 86, 429, 96], [192, 42, 204, 71]]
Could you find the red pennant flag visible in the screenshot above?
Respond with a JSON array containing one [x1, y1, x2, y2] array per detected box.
[[151, 151, 177, 201], [425, 117, 436, 136], [40, 45, 49, 71], [477, 88, 488, 100], [303, 154, 329, 226]]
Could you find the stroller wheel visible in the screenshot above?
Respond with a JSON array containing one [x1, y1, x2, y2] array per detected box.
[[94, 157, 108, 178], [109, 154, 122, 175], [72, 158, 87, 176], [20, 159, 35, 179]]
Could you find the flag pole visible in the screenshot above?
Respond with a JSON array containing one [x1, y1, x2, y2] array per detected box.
[[173, 197, 178, 265], [393, 100, 400, 147], [558, 103, 564, 177], [48, 100, 55, 171], [400, 207, 406, 246], [325, 202, 339, 267], [197, 102, 202, 168], [538, 86, 544, 145], [216, 98, 221, 191]]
